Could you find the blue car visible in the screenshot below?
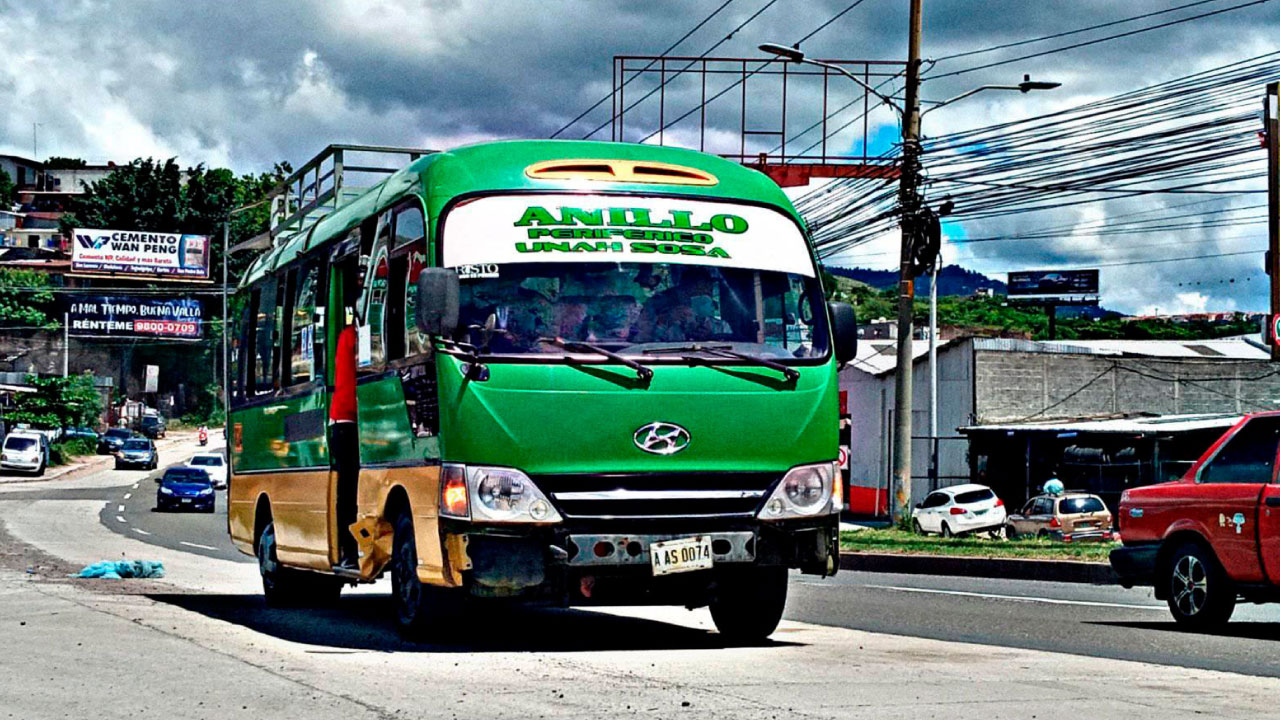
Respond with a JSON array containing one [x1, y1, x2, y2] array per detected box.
[[115, 438, 158, 470], [156, 467, 215, 513]]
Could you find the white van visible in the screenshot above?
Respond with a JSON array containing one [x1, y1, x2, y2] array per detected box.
[[2, 431, 49, 475]]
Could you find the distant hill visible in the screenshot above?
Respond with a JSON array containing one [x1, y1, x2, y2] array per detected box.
[[824, 264, 1116, 319], [825, 265, 1006, 296]]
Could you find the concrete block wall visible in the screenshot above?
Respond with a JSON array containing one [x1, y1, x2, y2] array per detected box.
[[975, 351, 1280, 422]]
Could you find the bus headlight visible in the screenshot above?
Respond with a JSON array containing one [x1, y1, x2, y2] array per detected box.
[[444, 465, 562, 524], [759, 461, 839, 520]]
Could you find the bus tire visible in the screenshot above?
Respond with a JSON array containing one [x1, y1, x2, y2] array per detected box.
[[391, 509, 464, 638], [709, 566, 788, 643], [1165, 542, 1235, 629], [256, 520, 341, 607]]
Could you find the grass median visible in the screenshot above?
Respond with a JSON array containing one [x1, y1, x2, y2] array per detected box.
[[840, 527, 1116, 562]]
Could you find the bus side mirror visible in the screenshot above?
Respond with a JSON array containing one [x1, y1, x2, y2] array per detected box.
[[828, 301, 858, 367], [416, 268, 460, 337]]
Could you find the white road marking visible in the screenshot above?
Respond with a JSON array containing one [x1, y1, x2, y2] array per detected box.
[[179, 541, 218, 552], [132, 483, 139, 489], [130, 527, 150, 536], [117, 504, 125, 513], [115, 515, 126, 523], [123, 493, 131, 500], [862, 584, 1164, 610]]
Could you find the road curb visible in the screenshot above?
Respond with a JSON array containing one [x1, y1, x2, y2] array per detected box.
[[839, 551, 1118, 585]]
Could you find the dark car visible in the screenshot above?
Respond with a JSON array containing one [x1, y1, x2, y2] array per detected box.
[[97, 428, 134, 454], [155, 467, 215, 512], [139, 416, 167, 440], [115, 438, 158, 470]]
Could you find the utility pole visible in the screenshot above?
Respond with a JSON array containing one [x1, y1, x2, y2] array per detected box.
[[1267, 82, 1280, 359], [891, 0, 924, 523], [62, 311, 69, 377], [928, 259, 938, 492], [223, 222, 230, 415]]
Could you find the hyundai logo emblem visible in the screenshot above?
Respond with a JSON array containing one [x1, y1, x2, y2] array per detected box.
[[633, 422, 691, 455]]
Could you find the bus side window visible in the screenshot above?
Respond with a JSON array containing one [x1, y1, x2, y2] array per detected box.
[[252, 279, 278, 395], [232, 295, 252, 403], [393, 202, 425, 250], [405, 250, 430, 357], [386, 254, 407, 362], [359, 215, 391, 370], [393, 202, 430, 358], [288, 262, 321, 385]]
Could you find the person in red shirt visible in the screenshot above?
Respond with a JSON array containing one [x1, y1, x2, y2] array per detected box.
[[331, 308, 360, 568]]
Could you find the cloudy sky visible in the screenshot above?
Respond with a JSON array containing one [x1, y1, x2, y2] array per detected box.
[[3, 0, 1278, 314]]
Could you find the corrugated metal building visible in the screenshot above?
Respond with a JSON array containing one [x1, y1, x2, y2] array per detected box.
[[840, 335, 1277, 515]]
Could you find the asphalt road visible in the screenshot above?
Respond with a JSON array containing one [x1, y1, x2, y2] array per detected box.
[[5, 452, 1280, 718], [95, 460, 1280, 678], [787, 568, 1280, 677], [97, 461, 250, 564]]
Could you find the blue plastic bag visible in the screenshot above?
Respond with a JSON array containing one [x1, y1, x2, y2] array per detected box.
[[75, 560, 165, 579]]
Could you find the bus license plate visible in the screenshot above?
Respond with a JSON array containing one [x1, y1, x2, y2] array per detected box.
[[650, 536, 714, 576]]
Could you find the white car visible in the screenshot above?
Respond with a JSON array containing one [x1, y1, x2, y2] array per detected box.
[[186, 452, 228, 489], [1, 431, 49, 475], [911, 483, 1006, 538]]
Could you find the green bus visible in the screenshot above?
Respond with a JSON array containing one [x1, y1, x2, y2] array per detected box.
[[227, 140, 856, 640]]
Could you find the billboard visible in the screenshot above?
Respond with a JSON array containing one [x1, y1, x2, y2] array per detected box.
[[1007, 269, 1099, 303], [71, 228, 210, 279], [67, 296, 204, 340]]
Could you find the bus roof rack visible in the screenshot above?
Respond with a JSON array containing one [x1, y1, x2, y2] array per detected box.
[[233, 144, 435, 254]]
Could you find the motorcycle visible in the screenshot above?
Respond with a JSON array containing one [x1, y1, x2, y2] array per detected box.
[[198, 428, 208, 446]]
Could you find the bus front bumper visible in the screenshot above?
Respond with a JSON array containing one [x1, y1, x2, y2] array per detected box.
[[441, 518, 839, 604]]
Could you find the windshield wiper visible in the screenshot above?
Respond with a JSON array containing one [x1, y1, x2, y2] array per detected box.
[[538, 337, 654, 382], [643, 343, 799, 382]]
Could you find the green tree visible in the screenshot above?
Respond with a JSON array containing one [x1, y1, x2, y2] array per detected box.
[[4, 375, 103, 429], [0, 268, 57, 329], [43, 157, 87, 169], [61, 157, 290, 283], [58, 158, 289, 416], [0, 168, 14, 207]]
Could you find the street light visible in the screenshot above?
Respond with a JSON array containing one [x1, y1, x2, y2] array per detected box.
[[758, 43, 903, 114], [922, 75, 1061, 116], [758, 40, 1059, 520]]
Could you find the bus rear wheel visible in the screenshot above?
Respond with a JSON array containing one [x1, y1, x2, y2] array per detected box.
[[256, 520, 341, 607], [709, 566, 788, 643], [391, 509, 464, 638]]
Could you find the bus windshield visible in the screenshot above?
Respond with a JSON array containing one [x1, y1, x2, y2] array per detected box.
[[444, 194, 826, 360], [456, 262, 826, 358]]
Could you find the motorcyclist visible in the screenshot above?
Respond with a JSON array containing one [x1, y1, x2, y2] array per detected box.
[[198, 425, 208, 446]]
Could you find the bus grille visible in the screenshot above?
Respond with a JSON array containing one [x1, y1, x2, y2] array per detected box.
[[531, 472, 778, 519]]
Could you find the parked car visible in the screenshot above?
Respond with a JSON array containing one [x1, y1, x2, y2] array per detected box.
[[1, 431, 49, 475], [911, 483, 1006, 538], [62, 426, 100, 443], [98, 428, 134, 454], [1112, 412, 1280, 627], [115, 438, 158, 470], [155, 466, 215, 512], [138, 415, 167, 440], [1006, 492, 1113, 541], [186, 452, 227, 489]]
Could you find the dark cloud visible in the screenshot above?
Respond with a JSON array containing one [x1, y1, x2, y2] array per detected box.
[[2, 0, 1276, 312]]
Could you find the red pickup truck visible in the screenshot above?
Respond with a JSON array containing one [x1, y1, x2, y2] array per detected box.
[[1111, 412, 1280, 628]]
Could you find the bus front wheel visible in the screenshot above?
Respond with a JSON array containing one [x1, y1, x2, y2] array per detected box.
[[391, 510, 464, 638], [709, 566, 788, 643]]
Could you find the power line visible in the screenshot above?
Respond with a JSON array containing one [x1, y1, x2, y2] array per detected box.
[[929, 0, 1274, 79], [549, 0, 737, 138], [583, 0, 781, 140], [633, 0, 882, 144], [933, 0, 1233, 62]]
